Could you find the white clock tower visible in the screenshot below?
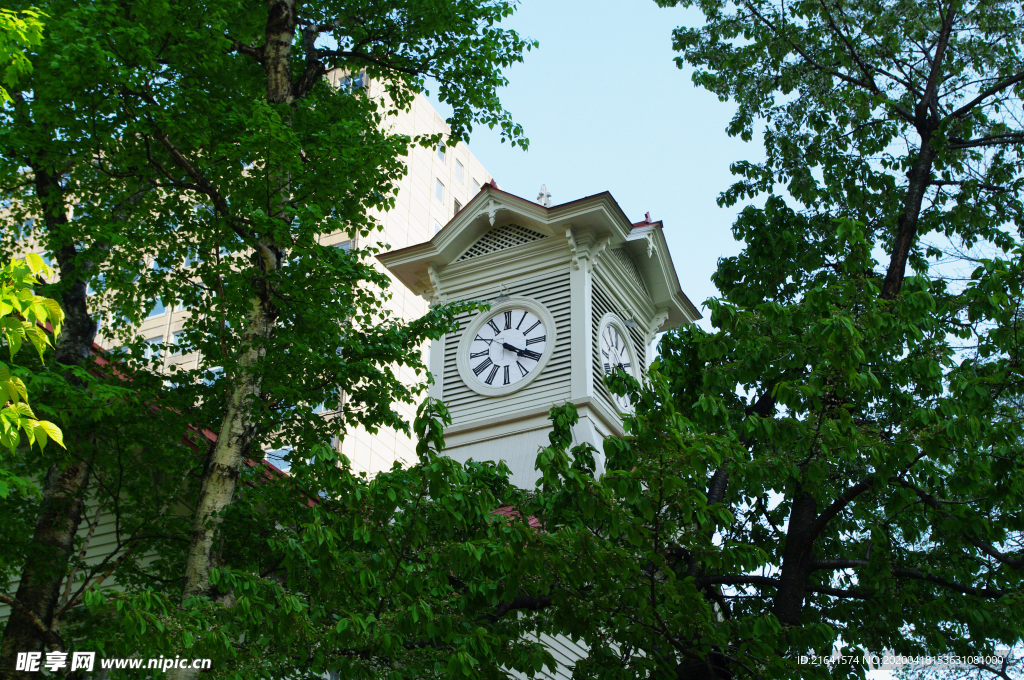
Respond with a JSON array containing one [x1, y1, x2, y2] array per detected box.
[[378, 185, 700, 487]]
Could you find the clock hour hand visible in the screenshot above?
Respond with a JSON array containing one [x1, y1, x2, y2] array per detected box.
[[502, 342, 541, 361]]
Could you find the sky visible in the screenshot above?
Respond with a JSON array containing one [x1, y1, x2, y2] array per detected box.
[[428, 0, 763, 330]]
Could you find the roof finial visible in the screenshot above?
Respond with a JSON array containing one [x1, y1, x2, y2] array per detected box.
[[645, 212, 653, 223], [537, 184, 552, 208]]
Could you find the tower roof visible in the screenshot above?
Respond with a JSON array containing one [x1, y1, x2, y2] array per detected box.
[[377, 185, 701, 327]]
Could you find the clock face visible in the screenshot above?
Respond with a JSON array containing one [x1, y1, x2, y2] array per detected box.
[[601, 324, 634, 410], [466, 308, 548, 388]]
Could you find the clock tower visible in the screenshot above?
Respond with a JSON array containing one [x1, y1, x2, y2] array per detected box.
[[378, 185, 700, 487]]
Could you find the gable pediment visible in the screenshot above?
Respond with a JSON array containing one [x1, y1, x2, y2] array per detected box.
[[455, 224, 548, 262]]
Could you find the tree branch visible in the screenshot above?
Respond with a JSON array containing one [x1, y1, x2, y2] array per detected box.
[[478, 594, 553, 624], [229, 38, 264, 63], [804, 477, 874, 547], [810, 558, 869, 572], [916, 2, 957, 124], [949, 132, 1024, 149], [948, 70, 1024, 120], [0, 593, 65, 651], [702, 575, 870, 599], [892, 567, 1007, 598]]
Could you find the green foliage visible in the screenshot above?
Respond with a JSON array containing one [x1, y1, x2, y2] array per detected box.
[[507, 0, 1024, 677], [0, 0, 542, 676], [0, 6, 43, 102], [0, 256, 64, 497], [78, 400, 557, 679]]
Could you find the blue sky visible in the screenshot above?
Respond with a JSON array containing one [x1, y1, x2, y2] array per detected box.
[[429, 0, 764, 329]]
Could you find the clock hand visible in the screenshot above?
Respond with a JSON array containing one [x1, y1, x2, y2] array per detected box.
[[501, 342, 542, 361]]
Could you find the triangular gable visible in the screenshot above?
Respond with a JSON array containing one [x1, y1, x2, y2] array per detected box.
[[455, 224, 548, 262]]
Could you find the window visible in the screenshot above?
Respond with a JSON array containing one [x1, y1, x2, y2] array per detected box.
[[338, 71, 365, 91], [171, 331, 186, 355], [264, 445, 293, 473], [151, 256, 170, 275], [335, 241, 352, 253], [147, 298, 166, 318], [437, 145, 446, 162], [435, 179, 444, 203], [86, 273, 105, 296], [203, 366, 223, 386], [455, 160, 464, 182], [144, 336, 163, 361], [434, 220, 443, 235], [472, 179, 480, 195], [454, 199, 462, 214]]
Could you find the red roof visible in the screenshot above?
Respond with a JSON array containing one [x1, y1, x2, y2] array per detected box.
[[491, 505, 541, 529]]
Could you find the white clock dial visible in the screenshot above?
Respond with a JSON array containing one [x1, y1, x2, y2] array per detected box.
[[466, 308, 548, 388], [601, 324, 634, 410]]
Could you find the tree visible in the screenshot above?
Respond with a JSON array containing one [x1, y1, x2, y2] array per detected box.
[[0, 0, 539, 677], [501, 0, 1024, 678]]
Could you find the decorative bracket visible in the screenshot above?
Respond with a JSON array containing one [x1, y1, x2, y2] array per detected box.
[[566, 226, 580, 271], [645, 232, 656, 259], [645, 309, 670, 345], [420, 263, 442, 304]]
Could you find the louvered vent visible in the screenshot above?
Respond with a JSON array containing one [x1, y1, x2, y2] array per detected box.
[[611, 248, 646, 293], [456, 224, 547, 261]]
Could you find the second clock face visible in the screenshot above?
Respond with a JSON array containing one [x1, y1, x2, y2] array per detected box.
[[467, 308, 548, 388], [601, 324, 634, 410]]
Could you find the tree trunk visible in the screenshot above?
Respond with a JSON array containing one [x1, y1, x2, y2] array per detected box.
[[0, 166, 98, 679], [168, 2, 293, 678], [880, 137, 937, 299], [772, 492, 818, 626]]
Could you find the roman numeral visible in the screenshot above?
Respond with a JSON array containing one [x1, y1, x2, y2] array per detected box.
[[473, 358, 493, 376], [475, 334, 493, 345], [621, 362, 631, 369], [470, 350, 489, 359], [504, 311, 512, 329], [485, 364, 500, 385], [521, 349, 542, 361], [487, 319, 501, 335], [602, 350, 609, 358], [525, 336, 545, 345], [604, 363, 612, 373], [516, 361, 529, 376], [503, 366, 510, 385], [516, 311, 528, 329], [523, 320, 541, 335]]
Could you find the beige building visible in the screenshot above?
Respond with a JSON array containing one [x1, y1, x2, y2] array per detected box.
[[123, 78, 494, 476]]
